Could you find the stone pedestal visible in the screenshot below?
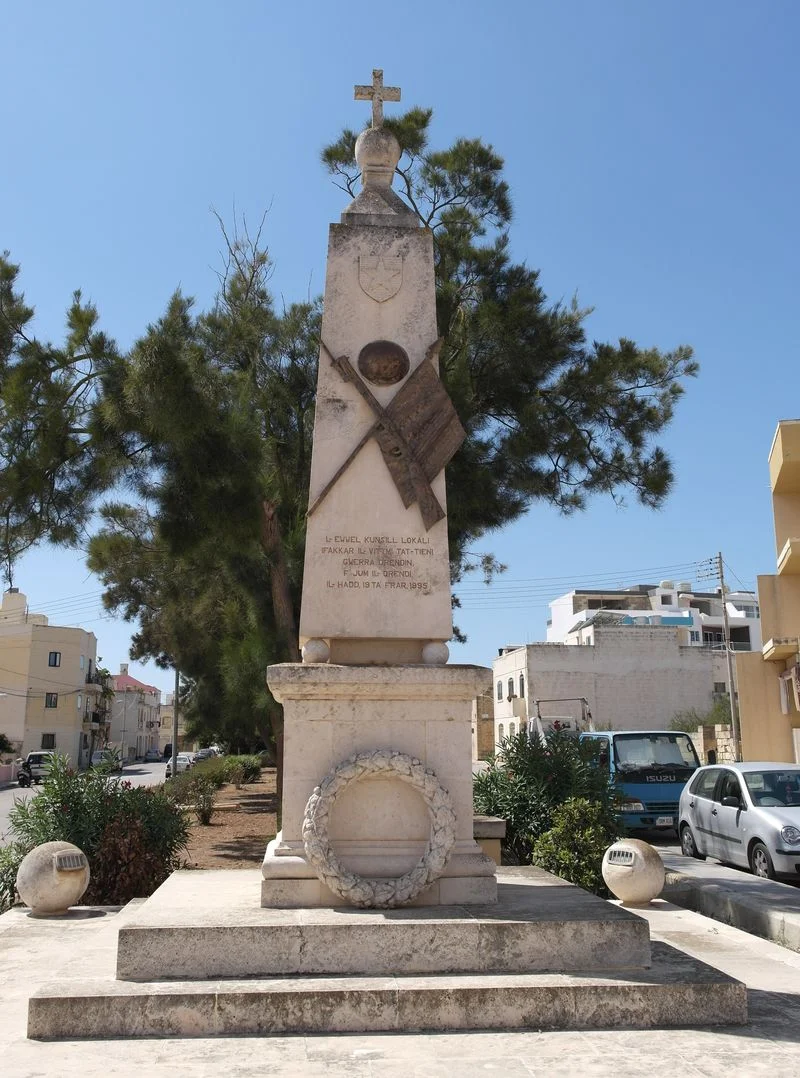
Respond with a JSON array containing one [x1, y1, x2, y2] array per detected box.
[[262, 663, 496, 907]]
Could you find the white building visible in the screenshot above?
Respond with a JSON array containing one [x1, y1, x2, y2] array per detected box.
[[491, 578, 761, 751], [547, 580, 761, 653], [108, 663, 161, 762], [493, 625, 721, 746]]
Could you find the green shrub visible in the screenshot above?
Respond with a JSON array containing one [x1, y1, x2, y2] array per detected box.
[[531, 797, 620, 896], [190, 776, 216, 825], [218, 755, 260, 787], [0, 754, 189, 912], [226, 755, 261, 784], [473, 729, 619, 864], [190, 757, 229, 788]]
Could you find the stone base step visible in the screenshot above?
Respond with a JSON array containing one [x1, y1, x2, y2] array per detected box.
[[115, 869, 651, 980], [28, 943, 746, 1039]]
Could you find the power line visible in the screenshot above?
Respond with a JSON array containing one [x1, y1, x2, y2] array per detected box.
[[454, 559, 712, 595]]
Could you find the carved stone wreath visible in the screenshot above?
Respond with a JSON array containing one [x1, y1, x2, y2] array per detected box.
[[302, 749, 457, 908]]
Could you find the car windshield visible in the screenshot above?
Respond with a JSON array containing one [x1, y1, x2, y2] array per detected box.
[[744, 770, 800, 807], [613, 733, 699, 772]]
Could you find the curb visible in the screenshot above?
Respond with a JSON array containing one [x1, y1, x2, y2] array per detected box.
[[664, 866, 800, 952]]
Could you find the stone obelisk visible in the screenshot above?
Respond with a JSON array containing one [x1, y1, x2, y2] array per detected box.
[[262, 71, 495, 907]]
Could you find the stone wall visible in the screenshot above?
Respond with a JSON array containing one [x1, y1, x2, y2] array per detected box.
[[691, 723, 737, 764]]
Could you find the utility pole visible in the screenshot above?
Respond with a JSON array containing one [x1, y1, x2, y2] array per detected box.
[[717, 551, 742, 761], [170, 666, 179, 780]]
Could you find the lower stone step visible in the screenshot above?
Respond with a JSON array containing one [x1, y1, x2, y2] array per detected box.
[[29, 943, 746, 1039]]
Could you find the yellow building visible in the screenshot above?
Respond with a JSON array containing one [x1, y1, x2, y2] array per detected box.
[[0, 588, 107, 766], [737, 420, 800, 761]]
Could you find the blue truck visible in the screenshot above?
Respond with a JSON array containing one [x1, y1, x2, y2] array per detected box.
[[579, 729, 701, 832]]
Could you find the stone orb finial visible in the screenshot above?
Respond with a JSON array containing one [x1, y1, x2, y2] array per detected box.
[[421, 641, 449, 665], [601, 839, 665, 907], [16, 841, 91, 916], [302, 638, 330, 664], [355, 127, 401, 189]]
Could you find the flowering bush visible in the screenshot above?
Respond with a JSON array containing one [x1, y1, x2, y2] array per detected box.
[[0, 754, 189, 911]]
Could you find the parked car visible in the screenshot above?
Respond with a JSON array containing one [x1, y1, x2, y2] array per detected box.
[[90, 749, 123, 772], [143, 748, 162, 763], [193, 748, 216, 763], [679, 761, 800, 880], [24, 751, 56, 783], [165, 753, 193, 779]]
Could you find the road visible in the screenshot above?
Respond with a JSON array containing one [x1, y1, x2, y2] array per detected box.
[[0, 761, 167, 845]]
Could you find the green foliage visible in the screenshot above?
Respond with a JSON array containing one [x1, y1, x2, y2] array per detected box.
[[670, 695, 731, 733], [473, 730, 619, 864], [0, 843, 25, 911], [0, 254, 125, 585], [531, 798, 620, 897], [190, 776, 216, 825], [0, 754, 189, 911], [225, 754, 261, 785]]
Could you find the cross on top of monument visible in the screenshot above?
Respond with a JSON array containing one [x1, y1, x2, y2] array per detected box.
[[354, 69, 400, 128]]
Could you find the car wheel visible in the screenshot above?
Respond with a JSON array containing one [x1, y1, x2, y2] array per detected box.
[[680, 824, 706, 861], [749, 841, 775, 880]]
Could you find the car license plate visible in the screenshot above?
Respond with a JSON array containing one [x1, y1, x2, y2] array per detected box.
[[656, 816, 673, 827]]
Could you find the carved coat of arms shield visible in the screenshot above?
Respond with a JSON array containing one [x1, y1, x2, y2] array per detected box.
[[358, 254, 403, 303]]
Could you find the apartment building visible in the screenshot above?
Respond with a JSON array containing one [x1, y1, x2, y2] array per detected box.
[[738, 420, 800, 761], [108, 663, 161, 762], [0, 587, 106, 766], [547, 580, 762, 654]]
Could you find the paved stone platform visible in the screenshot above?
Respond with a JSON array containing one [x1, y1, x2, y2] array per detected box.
[[116, 868, 651, 980], [22, 868, 747, 1039], [6, 885, 800, 1073], [29, 941, 745, 1038]]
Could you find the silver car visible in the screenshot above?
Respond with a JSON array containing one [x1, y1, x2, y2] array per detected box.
[[679, 761, 800, 879]]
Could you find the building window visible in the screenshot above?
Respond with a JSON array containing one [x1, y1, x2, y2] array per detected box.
[[519, 673, 525, 698], [713, 682, 726, 695], [507, 677, 514, 699], [80, 654, 85, 670], [660, 594, 671, 605], [48, 651, 61, 667], [45, 693, 58, 708], [76, 694, 82, 711], [497, 680, 502, 701], [41, 733, 55, 749], [498, 723, 504, 741], [690, 631, 700, 643], [509, 722, 516, 736]]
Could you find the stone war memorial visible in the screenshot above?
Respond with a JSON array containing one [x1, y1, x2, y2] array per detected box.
[[27, 71, 746, 1039]]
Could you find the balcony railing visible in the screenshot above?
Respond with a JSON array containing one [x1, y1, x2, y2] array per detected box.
[[702, 640, 752, 652]]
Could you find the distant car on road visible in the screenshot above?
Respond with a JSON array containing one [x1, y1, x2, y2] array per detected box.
[[193, 748, 216, 763], [165, 753, 193, 779], [143, 748, 162, 763], [679, 761, 800, 880]]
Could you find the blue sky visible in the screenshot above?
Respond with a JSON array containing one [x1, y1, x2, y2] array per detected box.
[[2, 1, 798, 692]]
